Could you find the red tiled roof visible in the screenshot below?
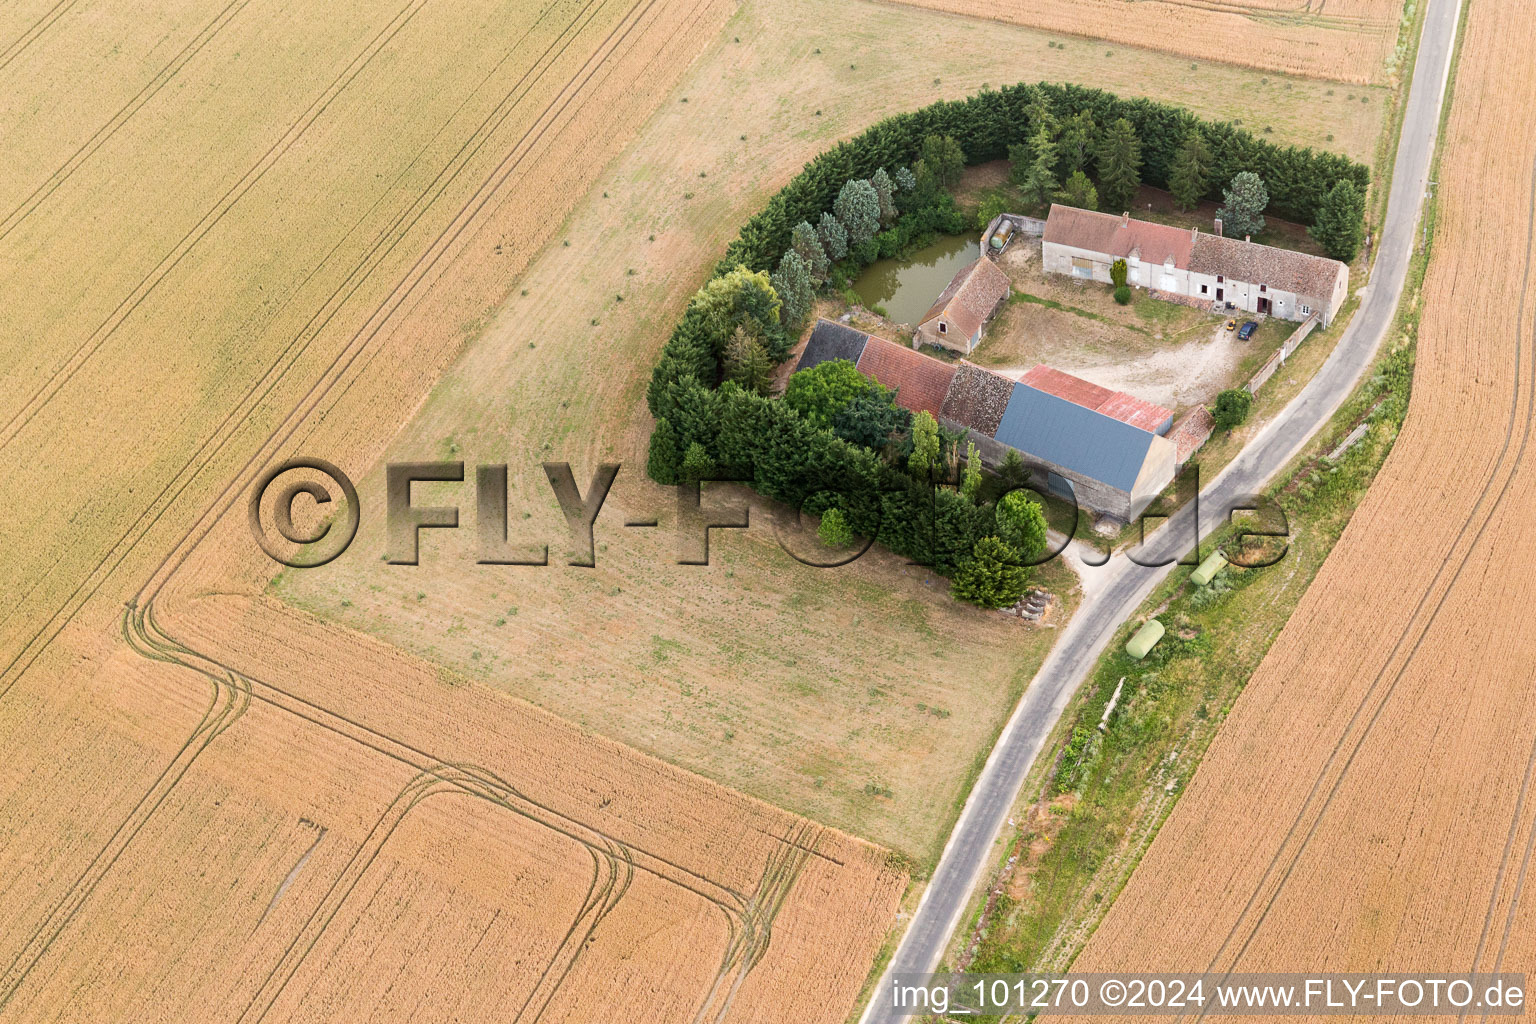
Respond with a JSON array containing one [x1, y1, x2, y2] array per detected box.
[[1043, 204, 1195, 269], [856, 336, 958, 418], [916, 257, 1010, 340], [1019, 365, 1173, 434]]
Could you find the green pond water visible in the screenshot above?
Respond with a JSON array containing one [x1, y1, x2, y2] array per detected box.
[[850, 233, 979, 327]]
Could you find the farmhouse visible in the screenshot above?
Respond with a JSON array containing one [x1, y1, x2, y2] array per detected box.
[[914, 257, 1010, 353], [796, 320, 1177, 520], [1041, 204, 1349, 326]]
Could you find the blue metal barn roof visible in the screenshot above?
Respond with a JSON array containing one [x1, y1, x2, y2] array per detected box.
[[994, 382, 1156, 493]]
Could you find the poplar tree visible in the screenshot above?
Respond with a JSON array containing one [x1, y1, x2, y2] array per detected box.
[[834, 178, 881, 246], [817, 211, 849, 262], [790, 220, 829, 281]]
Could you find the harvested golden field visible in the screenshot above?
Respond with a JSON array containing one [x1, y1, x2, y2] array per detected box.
[[1065, 0, 1536, 989], [882, 0, 1408, 85]]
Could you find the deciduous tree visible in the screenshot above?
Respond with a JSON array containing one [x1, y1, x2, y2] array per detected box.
[[996, 489, 1047, 560], [960, 440, 982, 502], [834, 178, 881, 246], [817, 211, 849, 262], [920, 133, 965, 189], [771, 249, 815, 327], [870, 167, 899, 223], [695, 265, 782, 343], [783, 359, 871, 428], [1212, 387, 1253, 430], [790, 220, 829, 281], [908, 410, 941, 478]]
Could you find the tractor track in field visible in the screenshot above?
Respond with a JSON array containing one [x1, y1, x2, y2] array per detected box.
[[0, 0, 438, 456], [0, 0, 80, 74], [0, 0, 819, 1013], [0, 0, 261, 243], [0, 0, 692, 698]]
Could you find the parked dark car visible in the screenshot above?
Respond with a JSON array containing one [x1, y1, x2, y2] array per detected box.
[[1238, 320, 1259, 340]]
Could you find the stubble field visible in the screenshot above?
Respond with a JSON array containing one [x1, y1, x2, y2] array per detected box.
[[1064, 0, 1536, 990], [881, 0, 1410, 85]]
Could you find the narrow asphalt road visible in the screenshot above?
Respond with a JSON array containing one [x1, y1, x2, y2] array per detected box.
[[861, 1, 1464, 1016]]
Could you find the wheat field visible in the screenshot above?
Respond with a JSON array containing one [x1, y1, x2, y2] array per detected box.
[[1066, 0, 1536, 993]]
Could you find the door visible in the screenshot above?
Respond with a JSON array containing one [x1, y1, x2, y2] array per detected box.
[[1257, 297, 1271, 314], [1216, 287, 1224, 301]]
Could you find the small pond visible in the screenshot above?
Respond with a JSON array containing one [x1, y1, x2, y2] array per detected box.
[[850, 233, 978, 327]]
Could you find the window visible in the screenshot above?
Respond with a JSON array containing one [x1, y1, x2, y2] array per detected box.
[[1260, 284, 1267, 293], [1217, 275, 1224, 283], [938, 322, 947, 334], [1300, 304, 1312, 316], [1200, 284, 1208, 295]]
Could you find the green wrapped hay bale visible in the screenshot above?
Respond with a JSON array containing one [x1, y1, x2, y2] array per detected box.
[[1191, 550, 1228, 587], [1126, 618, 1165, 660]]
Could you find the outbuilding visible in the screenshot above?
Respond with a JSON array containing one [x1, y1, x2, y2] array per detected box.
[[913, 257, 1010, 354]]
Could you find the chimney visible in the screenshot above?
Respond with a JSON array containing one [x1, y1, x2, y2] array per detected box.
[[1121, 211, 1130, 227], [1214, 217, 1223, 237], [1245, 234, 1251, 243], [1191, 226, 1199, 242]]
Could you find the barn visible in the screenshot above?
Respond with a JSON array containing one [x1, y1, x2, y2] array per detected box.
[[796, 321, 1177, 520], [993, 367, 1177, 521], [913, 257, 1010, 354]]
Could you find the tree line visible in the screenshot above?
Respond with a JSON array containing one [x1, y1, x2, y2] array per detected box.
[[715, 81, 1368, 279]]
